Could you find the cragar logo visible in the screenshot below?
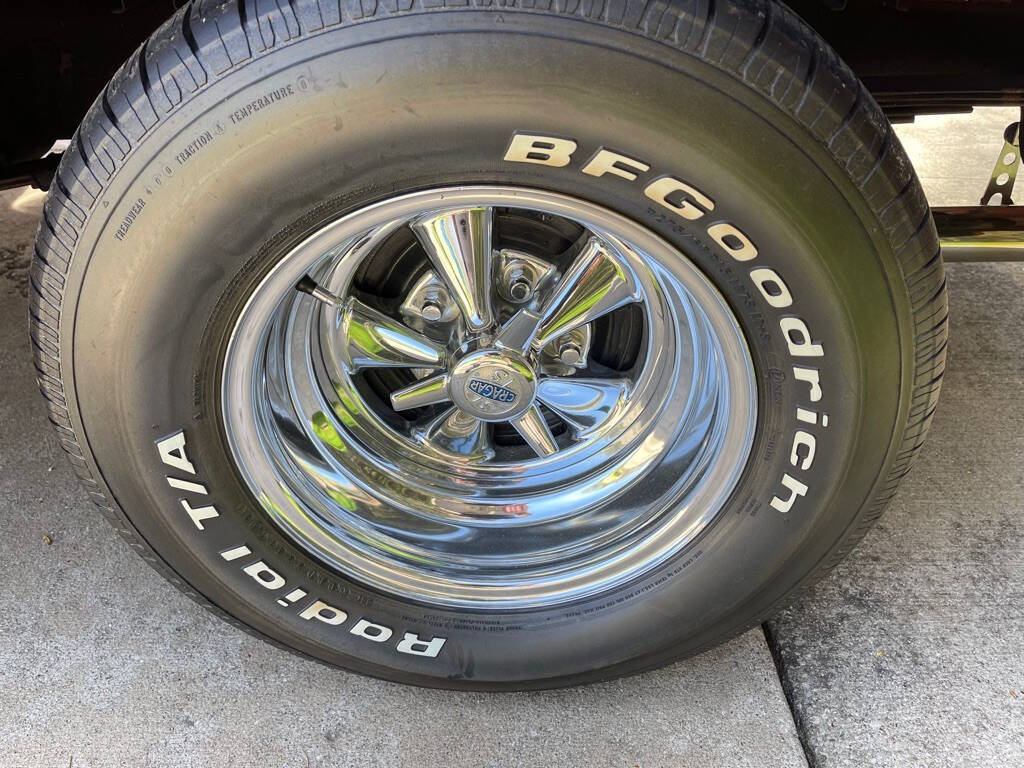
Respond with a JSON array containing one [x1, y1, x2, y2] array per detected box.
[[468, 378, 517, 404]]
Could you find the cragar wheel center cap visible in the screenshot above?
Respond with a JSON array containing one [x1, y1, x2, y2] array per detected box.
[[449, 349, 537, 422]]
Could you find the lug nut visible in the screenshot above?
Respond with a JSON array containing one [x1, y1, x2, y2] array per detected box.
[[558, 342, 582, 366], [421, 301, 443, 322], [502, 262, 536, 303], [508, 277, 533, 302]]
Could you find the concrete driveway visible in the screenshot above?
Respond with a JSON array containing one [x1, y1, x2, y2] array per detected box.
[[1, 110, 1021, 768]]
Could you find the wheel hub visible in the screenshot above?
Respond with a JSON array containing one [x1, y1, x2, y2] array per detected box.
[[449, 349, 537, 422]]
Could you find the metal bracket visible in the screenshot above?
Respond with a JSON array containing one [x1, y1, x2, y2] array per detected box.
[[980, 106, 1021, 205]]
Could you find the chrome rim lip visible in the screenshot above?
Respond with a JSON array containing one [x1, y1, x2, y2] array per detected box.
[[222, 186, 757, 609]]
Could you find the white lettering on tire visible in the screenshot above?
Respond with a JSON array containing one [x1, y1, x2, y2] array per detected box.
[[770, 474, 809, 513], [350, 619, 393, 643], [299, 600, 348, 625], [503, 133, 577, 167], [643, 176, 715, 220], [157, 430, 219, 529], [749, 267, 794, 308], [156, 430, 197, 475], [503, 132, 833, 515], [582, 147, 651, 181], [707, 222, 759, 262], [179, 499, 218, 530], [155, 431, 447, 658], [242, 560, 287, 590], [396, 633, 447, 658]]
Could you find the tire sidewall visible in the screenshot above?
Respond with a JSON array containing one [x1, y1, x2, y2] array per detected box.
[[60, 12, 909, 686]]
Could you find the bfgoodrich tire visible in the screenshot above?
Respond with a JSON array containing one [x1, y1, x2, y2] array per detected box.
[[31, 0, 946, 689]]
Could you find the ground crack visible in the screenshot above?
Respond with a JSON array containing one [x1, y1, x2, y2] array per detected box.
[[762, 622, 819, 768]]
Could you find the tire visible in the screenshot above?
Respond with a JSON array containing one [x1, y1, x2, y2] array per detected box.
[[30, 0, 946, 690]]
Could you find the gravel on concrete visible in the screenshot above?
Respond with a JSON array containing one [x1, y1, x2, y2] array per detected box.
[[0, 187, 807, 768]]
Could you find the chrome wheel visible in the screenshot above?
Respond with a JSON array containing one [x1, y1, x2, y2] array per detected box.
[[222, 187, 756, 609]]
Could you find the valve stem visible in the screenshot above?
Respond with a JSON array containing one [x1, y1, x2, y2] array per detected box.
[[296, 275, 343, 306]]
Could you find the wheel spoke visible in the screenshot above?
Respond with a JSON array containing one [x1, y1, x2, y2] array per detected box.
[[536, 377, 630, 436], [411, 207, 494, 331], [422, 408, 493, 461], [390, 373, 451, 411], [509, 404, 559, 457], [339, 297, 447, 372], [494, 308, 544, 356], [534, 237, 640, 349]]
